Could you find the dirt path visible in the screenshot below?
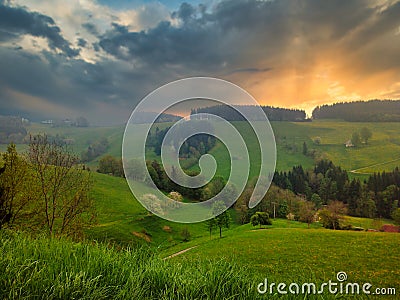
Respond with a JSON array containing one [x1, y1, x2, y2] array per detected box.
[[350, 158, 400, 174], [163, 246, 198, 260]]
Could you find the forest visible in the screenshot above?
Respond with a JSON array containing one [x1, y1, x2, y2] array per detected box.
[[273, 160, 400, 219], [191, 105, 307, 121], [312, 100, 400, 121]]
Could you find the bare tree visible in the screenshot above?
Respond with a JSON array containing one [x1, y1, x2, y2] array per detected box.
[[28, 135, 93, 237]]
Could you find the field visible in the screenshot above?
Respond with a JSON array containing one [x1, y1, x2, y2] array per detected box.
[[0, 123, 124, 168], [2, 218, 399, 299], [184, 120, 400, 182], [3, 120, 399, 176], [86, 173, 399, 298], [167, 221, 400, 290], [87, 172, 220, 247], [1, 120, 400, 298]]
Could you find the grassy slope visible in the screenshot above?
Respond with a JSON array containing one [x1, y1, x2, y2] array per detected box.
[[166, 220, 400, 290], [0, 123, 124, 169], [2, 226, 398, 299], [87, 172, 235, 248], [293, 121, 400, 172], [1, 120, 400, 174], [89, 172, 399, 292], [189, 120, 400, 182], [1, 121, 399, 298]]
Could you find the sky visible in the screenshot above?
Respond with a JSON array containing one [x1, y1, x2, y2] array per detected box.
[[0, 0, 400, 125]]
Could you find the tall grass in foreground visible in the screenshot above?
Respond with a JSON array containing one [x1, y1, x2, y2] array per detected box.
[[1, 230, 388, 299], [0, 230, 258, 299]]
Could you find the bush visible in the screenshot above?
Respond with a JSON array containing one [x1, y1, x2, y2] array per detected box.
[[391, 208, 400, 225], [250, 212, 272, 229]]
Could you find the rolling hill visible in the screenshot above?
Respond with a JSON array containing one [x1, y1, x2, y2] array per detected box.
[[3, 120, 399, 177]]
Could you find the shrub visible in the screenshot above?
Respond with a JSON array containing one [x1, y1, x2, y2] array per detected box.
[[250, 212, 272, 229]]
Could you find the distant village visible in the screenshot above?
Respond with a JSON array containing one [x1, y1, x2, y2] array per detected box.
[[40, 116, 89, 127]]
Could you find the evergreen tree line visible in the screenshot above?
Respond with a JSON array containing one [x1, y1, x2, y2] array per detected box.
[[312, 100, 400, 121], [191, 105, 307, 121], [272, 160, 400, 219]]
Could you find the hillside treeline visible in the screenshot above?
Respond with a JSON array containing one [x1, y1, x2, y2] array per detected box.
[[0, 116, 27, 143], [273, 160, 400, 219], [191, 105, 307, 121], [312, 100, 400, 121]]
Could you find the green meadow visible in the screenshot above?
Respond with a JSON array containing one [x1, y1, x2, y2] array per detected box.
[[1, 218, 399, 299], [86, 173, 399, 298], [3, 120, 399, 175], [168, 222, 400, 289], [1, 120, 400, 298]]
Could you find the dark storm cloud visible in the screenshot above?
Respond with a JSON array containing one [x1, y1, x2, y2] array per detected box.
[[0, 2, 79, 57], [0, 45, 180, 124], [171, 2, 196, 22], [345, 1, 400, 46], [99, 19, 224, 70], [97, 0, 395, 73], [1, 0, 400, 124]]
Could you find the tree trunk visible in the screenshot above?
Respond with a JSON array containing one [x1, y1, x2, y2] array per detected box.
[[219, 226, 222, 238]]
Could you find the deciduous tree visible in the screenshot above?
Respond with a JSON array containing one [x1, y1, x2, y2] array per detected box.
[[318, 201, 347, 230], [298, 200, 316, 228], [0, 144, 32, 229], [211, 201, 230, 238], [28, 135, 93, 237]]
